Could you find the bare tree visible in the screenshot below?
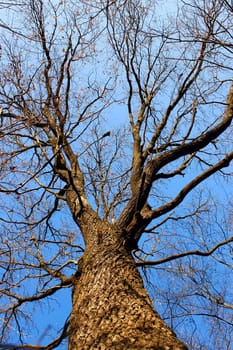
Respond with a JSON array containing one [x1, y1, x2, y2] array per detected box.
[[0, 0, 233, 349]]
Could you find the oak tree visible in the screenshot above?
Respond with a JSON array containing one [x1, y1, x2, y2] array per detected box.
[[0, 0, 233, 349]]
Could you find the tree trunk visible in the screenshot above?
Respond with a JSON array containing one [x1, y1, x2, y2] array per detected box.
[[68, 212, 188, 350]]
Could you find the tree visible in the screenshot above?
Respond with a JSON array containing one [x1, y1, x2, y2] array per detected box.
[[0, 0, 233, 348]]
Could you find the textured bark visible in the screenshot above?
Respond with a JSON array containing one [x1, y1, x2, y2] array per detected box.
[[68, 214, 188, 350]]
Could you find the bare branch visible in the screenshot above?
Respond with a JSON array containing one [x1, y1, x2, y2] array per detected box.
[[137, 236, 233, 267]]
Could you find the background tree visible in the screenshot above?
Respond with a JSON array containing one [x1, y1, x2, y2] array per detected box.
[[0, 0, 233, 349]]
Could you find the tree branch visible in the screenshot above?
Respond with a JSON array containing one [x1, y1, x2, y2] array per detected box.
[[136, 236, 233, 267]]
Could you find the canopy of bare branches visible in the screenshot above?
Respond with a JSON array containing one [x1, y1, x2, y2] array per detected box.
[[0, 0, 233, 349]]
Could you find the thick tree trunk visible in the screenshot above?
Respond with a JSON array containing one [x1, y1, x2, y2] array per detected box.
[[68, 213, 188, 350]]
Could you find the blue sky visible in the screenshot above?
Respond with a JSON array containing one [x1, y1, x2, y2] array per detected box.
[[0, 1, 233, 349]]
